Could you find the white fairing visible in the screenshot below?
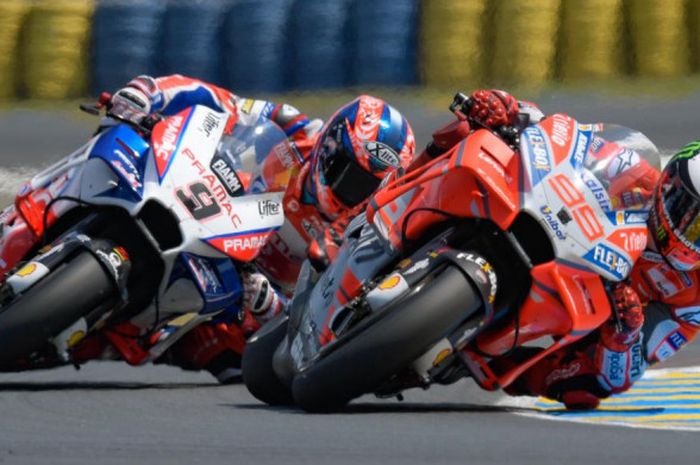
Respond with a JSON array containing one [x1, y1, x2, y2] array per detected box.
[[19, 105, 290, 350], [519, 115, 658, 281]]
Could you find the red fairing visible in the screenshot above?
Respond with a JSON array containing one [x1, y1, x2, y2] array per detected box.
[[368, 129, 520, 251]]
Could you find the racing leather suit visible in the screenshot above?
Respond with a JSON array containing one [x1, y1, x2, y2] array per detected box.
[[99, 75, 385, 381]]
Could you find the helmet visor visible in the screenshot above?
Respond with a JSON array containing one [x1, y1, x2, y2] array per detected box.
[[660, 163, 700, 250], [322, 145, 380, 207]]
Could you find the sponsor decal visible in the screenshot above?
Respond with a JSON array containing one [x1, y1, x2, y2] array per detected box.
[[583, 243, 631, 280], [629, 341, 645, 380], [668, 331, 688, 350], [545, 362, 581, 386], [182, 148, 242, 227], [240, 99, 254, 114], [457, 252, 497, 303], [223, 234, 267, 252], [570, 127, 591, 169], [432, 348, 453, 367], [274, 142, 296, 170], [580, 170, 612, 212], [378, 274, 401, 290], [186, 255, 222, 294], [199, 112, 221, 138], [153, 114, 185, 177], [16, 263, 37, 277], [258, 199, 281, 218], [605, 350, 626, 384], [523, 126, 551, 186], [67, 330, 86, 348], [675, 306, 700, 326], [550, 114, 572, 147], [95, 249, 125, 277], [607, 228, 647, 254], [111, 160, 142, 190], [405, 258, 429, 275], [286, 198, 300, 213], [210, 155, 244, 197], [364, 141, 400, 168], [477, 151, 506, 178], [539, 205, 566, 240], [674, 140, 700, 160]]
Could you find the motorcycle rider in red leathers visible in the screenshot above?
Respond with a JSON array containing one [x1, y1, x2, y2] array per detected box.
[[454, 90, 700, 410], [100, 74, 416, 382]]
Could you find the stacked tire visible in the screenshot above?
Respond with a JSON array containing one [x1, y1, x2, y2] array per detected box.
[[289, 0, 352, 90], [491, 0, 561, 84], [0, 1, 30, 100], [160, 0, 229, 86], [559, 0, 624, 80], [224, 0, 292, 93], [351, 0, 419, 86], [91, 0, 165, 94], [627, 0, 689, 77], [420, 0, 488, 87], [22, 0, 94, 99]]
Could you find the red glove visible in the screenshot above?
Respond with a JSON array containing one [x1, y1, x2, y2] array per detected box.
[[468, 89, 519, 128], [308, 200, 367, 270], [601, 283, 644, 352]]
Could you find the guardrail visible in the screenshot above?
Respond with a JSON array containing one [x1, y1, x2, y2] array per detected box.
[[0, 0, 697, 100]]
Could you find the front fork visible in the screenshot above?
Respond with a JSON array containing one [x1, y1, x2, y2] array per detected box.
[[1, 224, 131, 362]]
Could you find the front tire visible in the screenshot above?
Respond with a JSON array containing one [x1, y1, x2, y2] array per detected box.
[[242, 312, 294, 406], [291, 266, 483, 412], [0, 251, 116, 366]]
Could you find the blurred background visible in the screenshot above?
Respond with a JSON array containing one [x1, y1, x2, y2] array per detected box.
[[1, 0, 699, 99], [0, 0, 700, 198]]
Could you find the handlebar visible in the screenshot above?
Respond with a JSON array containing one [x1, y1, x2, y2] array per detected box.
[[449, 92, 520, 148], [79, 91, 161, 136]]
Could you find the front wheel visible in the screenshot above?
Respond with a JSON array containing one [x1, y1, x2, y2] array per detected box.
[[242, 312, 294, 406], [291, 265, 484, 412], [0, 251, 117, 366]]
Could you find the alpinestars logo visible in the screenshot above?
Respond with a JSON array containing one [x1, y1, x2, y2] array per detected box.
[[210, 154, 244, 197]]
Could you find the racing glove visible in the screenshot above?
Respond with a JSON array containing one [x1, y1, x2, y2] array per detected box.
[[468, 89, 519, 128], [242, 271, 282, 323], [307, 200, 367, 271], [601, 282, 644, 352]]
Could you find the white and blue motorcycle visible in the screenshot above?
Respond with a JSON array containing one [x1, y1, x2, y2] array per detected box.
[[0, 97, 290, 375]]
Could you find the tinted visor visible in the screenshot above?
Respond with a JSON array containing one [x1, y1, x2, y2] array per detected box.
[[322, 145, 380, 207], [661, 163, 700, 249]]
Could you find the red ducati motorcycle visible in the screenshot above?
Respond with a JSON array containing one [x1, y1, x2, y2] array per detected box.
[[243, 93, 660, 411]]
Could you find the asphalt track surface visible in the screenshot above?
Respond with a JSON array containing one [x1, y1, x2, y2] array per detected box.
[[1, 92, 700, 464]]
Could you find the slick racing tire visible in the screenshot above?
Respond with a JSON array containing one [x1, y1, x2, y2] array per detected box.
[[242, 312, 294, 406], [291, 265, 483, 413], [0, 251, 116, 366]]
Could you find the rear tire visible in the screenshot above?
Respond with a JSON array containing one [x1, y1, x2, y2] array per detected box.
[[242, 313, 294, 406], [0, 251, 116, 366], [292, 266, 483, 412]]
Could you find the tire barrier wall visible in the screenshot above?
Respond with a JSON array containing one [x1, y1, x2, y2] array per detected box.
[[0, 1, 31, 100], [21, 0, 94, 99], [3, 0, 700, 100], [90, 0, 165, 95]]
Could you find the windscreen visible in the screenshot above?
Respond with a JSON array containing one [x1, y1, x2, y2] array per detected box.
[[580, 124, 661, 212]]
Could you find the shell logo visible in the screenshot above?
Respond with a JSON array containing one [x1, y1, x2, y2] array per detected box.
[[16, 263, 37, 277], [378, 275, 401, 290], [432, 348, 452, 367], [67, 330, 86, 348]]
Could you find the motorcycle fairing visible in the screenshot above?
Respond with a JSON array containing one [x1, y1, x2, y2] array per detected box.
[[358, 115, 655, 390], [175, 252, 242, 317], [87, 124, 149, 201]]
